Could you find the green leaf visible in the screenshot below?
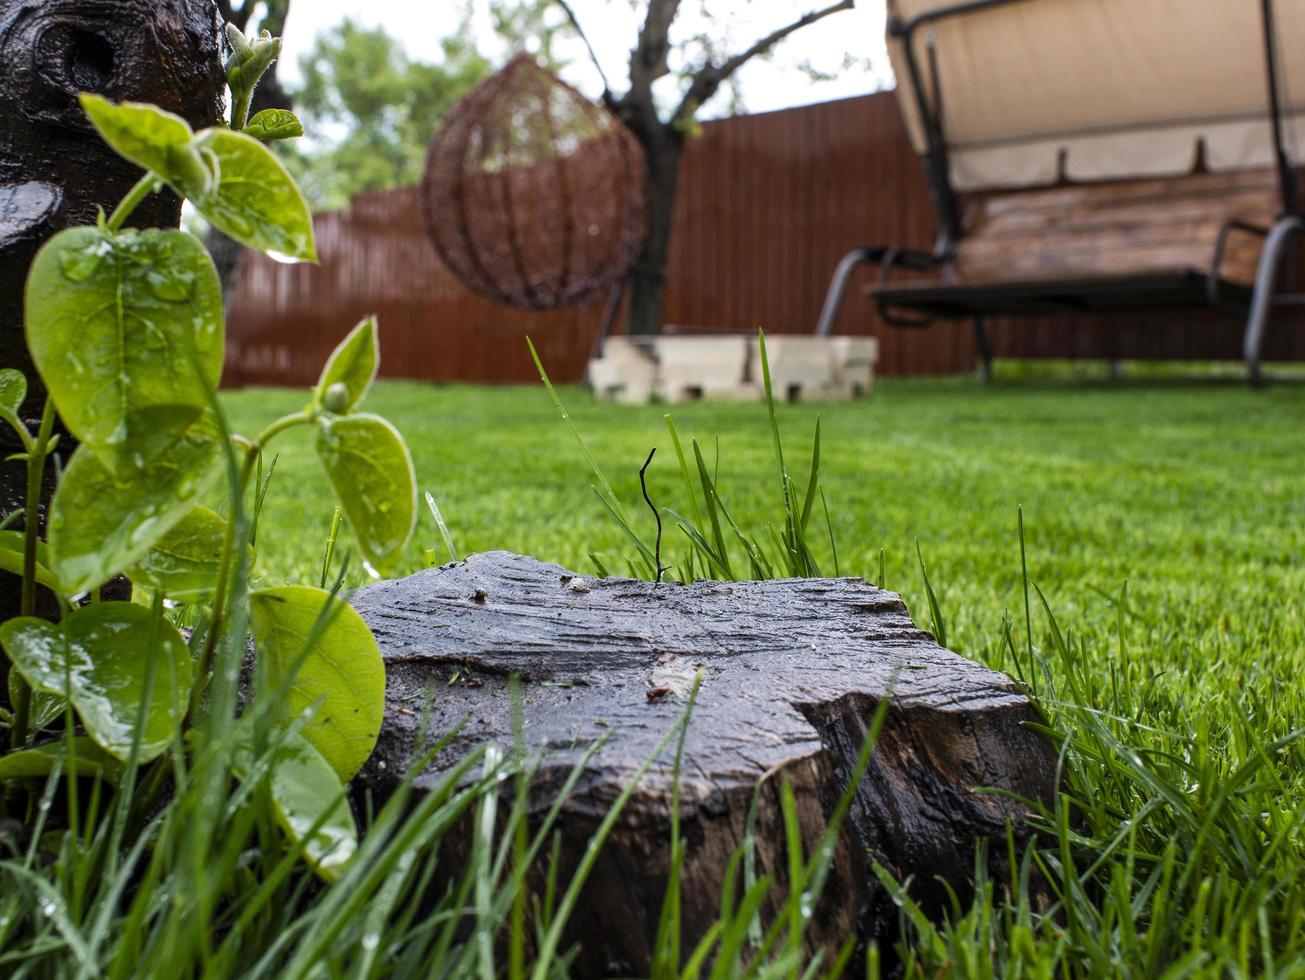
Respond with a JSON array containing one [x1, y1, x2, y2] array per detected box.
[[127, 506, 247, 602], [249, 585, 385, 781], [0, 529, 58, 592], [0, 369, 26, 416], [314, 316, 378, 413], [191, 128, 316, 262], [0, 738, 122, 782], [314, 414, 416, 574], [7, 669, 66, 732], [244, 108, 304, 141], [78, 95, 213, 196], [0, 604, 193, 761], [48, 414, 222, 596], [235, 730, 357, 882], [25, 226, 224, 465]]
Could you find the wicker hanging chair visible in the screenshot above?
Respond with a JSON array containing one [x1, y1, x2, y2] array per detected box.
[[421, 55, 647, 311]]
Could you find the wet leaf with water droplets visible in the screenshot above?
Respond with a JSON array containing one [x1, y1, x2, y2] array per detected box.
[[0, 604, 192, 761], [25, 227, 223, 469], [0, 369, 25, 417], [190, 128, 316, 262], [78, 95, 196, 188], [233, 729, 358, 881], [145, 263, 196, 303], [314, 414, 416, 574], [48, 414, 222, 596], [129, 506, 251, 602], [249, 585, 385, 781], [243, 108, 304, 142], [58, 236, 111, 282]]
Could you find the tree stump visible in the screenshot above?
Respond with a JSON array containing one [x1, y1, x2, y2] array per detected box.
[[352, 552, 1058, 975]]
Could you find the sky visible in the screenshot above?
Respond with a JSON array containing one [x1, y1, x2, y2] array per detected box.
[[279, 1, 895, 118]]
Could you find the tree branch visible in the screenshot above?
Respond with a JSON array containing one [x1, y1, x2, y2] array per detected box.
[[627, 0, 682, 107], [673, 0, 854, 124], [216, 0, 260, 32], [554, 0, 613, 99]]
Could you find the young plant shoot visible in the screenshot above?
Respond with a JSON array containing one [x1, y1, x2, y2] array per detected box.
[[0, 27, 415, 881]]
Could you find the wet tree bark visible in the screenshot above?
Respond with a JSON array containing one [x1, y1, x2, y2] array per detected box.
[[353, 552, 1059, 976], [0, 1, 226, 648], [616, 110, 683, 337]]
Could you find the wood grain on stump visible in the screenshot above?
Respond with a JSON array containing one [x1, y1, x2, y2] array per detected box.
[[352, 552, 1057, 975]]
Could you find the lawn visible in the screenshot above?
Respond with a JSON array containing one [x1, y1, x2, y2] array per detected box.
[[223, 371, 1305, 671], [221, 369, 1305, 971]]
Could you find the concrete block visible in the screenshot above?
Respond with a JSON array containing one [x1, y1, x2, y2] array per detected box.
[[655, 335, 751, 402], [587, 337, 657, 404]]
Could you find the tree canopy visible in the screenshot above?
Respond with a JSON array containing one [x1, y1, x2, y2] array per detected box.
[[285, 19, 492, 211]]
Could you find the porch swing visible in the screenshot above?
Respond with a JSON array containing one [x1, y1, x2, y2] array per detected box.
[[816, 0, 1305, 384]]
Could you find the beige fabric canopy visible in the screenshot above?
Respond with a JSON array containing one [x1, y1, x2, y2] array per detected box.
[[888, 0, 1305, 191]]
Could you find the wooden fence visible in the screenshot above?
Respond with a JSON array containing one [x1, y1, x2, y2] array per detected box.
[[226, 91, 1305, 387]]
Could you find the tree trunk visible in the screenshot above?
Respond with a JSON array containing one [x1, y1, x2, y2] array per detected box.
[[625, 129, 684, 336], [353, 552, 1058, 976], [0, 0, 225, 632]]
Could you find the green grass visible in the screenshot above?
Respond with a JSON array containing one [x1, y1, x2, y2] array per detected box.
[[218, 368, 1305, 974], [224, 372, 1305, 668]]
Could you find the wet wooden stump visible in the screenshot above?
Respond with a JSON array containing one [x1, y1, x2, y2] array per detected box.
[[352, 551, 1057, 975]]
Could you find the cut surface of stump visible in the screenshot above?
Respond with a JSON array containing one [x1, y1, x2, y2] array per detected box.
[[352, 552, 1057, 975]]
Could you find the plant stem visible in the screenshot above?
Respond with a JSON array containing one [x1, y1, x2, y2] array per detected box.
[[105, 174, 158, 233], [231, 90, 254, 133], [188, 446, 259, 723], [186, 414, 310, 721], [0, 415, 32, 707], [254, 411, 313, 448], [11, 399, 56, 750], [0, 411, 34, 455]]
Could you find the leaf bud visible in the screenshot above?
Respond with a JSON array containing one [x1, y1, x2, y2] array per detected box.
[[322, 383, 350, 414]]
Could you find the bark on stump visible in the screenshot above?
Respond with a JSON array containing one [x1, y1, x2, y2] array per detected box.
[[352, 552, 1058, 975]]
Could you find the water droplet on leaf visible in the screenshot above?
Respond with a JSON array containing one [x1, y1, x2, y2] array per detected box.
[[60, 245, 104, 281], [146, 268, 193, 302]]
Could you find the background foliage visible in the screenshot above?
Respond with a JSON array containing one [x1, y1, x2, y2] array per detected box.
[[285, 17, 492, 209]]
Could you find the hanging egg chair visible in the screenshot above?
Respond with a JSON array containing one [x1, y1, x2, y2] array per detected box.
[[421, 54, 647, 310]]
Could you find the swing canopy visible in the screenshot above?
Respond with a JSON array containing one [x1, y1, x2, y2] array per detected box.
[[887, 0, 1305, 193]]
